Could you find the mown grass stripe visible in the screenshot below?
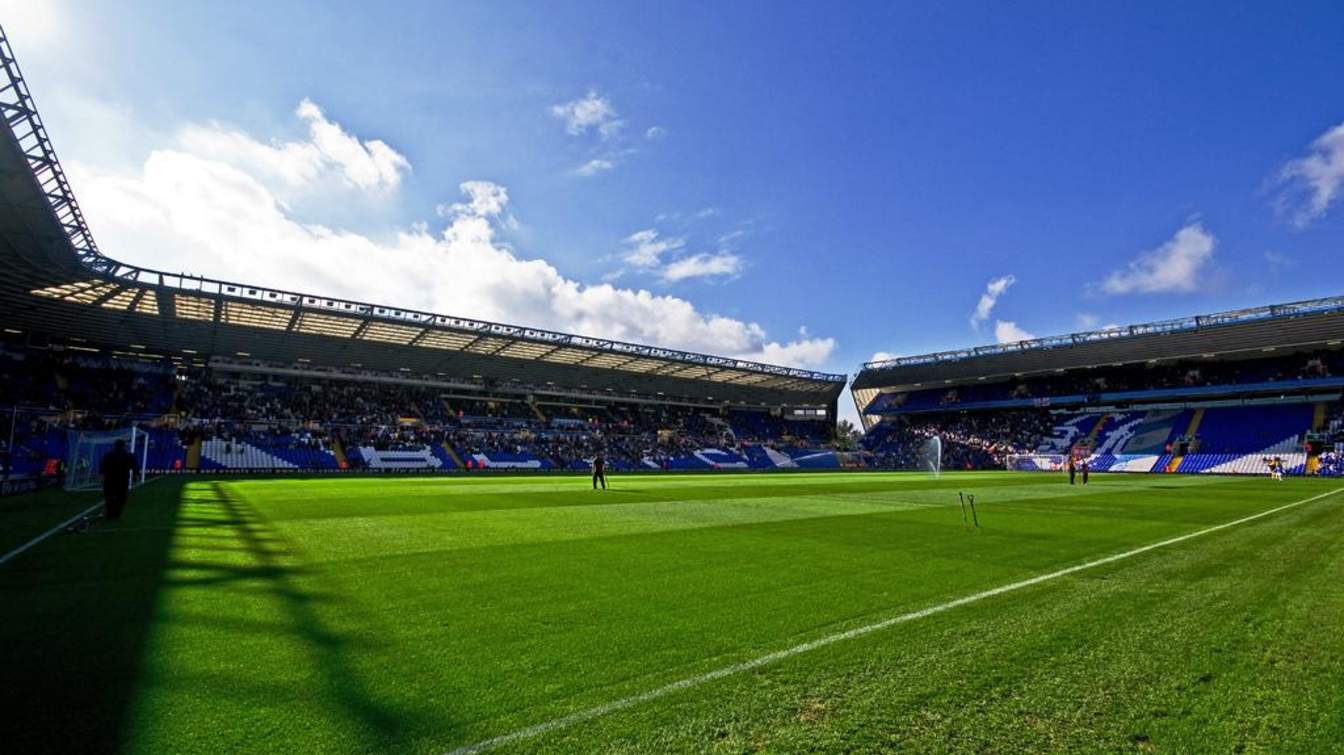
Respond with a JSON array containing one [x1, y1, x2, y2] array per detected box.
[[446, 486, 1344, 754]]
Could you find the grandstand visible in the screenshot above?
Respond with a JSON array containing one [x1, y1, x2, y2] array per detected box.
[[853, 302, 1344, 476], [0, 29, 845, 481], [2, 7, 1341, 484]]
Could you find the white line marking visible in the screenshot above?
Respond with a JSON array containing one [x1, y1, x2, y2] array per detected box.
[[0, 476, 165, 568], [446, 486, 1343, 754], [0, 500, 103, 567]]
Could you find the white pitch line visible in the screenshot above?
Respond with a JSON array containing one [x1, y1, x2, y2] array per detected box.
[[447, 486, 1343, 755], [0, 475, 166, 568], [0, 499, 104, 567]]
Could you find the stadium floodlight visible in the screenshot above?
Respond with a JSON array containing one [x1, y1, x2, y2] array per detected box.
[[64, 427, 147, 491]]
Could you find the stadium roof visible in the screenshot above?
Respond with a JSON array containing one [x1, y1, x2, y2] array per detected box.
[[853, 296, 1344, 392], [0, 29, 844, 408]]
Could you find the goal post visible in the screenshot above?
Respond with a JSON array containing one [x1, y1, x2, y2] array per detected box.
[[65, 427, 146, 491]]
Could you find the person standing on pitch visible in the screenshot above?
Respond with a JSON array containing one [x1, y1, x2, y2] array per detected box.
[[592, 452, 607, 491], [1081, 459, 1090, 485], [99, 439, 136, 521], [1067, 455, 1077, 485]]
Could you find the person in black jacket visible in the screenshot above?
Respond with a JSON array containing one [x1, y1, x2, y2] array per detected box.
[[592, 453, 607, 491], [99, 439, 136, 521]]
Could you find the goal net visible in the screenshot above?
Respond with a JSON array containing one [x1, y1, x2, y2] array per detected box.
[[65, 427, 146, 491]]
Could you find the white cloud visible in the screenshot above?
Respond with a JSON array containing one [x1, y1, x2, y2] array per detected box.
[[969, 274, 1016, 329], [755, 334, 836, 368], [175, 98, 410, 194], [717, 229, 747, 247], [0, 0, 64, 52], [1074, 313, 1126, 332], [549, 91, 653, 176], [550, 90, 622, 139], [869, 351, 898, 363], [1100, 222, 1215, 295], [573, 158, 615, 177], [994, 320, 1036, 343], [615, 228, 745, 283], [295, 99, 410, 192], [1263, 249, 1294, 268], [66, 122, 833, 369], [1275, 122, 1344, 227], [437, 180, 510, 218], [621, 228, 684, 269], [178, 124, 324, 188], [662, 252, 744, 282]]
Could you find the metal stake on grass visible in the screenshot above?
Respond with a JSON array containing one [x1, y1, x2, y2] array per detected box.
[[968, 494, 979, 528], [958, 491, 967, 523]]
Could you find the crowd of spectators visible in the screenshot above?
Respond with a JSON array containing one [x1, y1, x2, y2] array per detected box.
[[91, 365, 825, 469], [864, 410, 1054, 470], [0, 346, 177, 417], [0, 347, 184, 477], [1314, 403, 1344, 477], [7, 342, 1344, 477], [885, 350, 1344, 412]]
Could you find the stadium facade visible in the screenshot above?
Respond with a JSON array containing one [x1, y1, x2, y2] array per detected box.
[[0, 30, 844, 430]]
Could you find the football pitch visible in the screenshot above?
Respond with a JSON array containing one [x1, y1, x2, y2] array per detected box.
[[3, 472, 1343, 754]]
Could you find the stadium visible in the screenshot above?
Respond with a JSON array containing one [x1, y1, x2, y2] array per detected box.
[[3, 12, 1344, 755]]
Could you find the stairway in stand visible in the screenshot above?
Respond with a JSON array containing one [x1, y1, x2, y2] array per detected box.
[[1184, 408, 1207, 439], [1165, 408, 1205, 473], [186, 437, 203, 470], [1307, 402, 1328, 475], [441, 444, 466, 469], [1084, 413, 1110, 444]]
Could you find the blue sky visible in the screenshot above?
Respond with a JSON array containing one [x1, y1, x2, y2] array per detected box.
[[5, 1, 1344, 424]]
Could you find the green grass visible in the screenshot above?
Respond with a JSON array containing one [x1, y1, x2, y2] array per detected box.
[[0, 482, 102, 555], [2, 472, 1343, 753]]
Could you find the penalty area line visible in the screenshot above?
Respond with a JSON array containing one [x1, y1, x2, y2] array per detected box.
[[446, 485, 1344, 755]]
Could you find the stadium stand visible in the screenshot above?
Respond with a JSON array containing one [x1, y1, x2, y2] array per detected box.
[[0, 341, 841, 477], [855, 309, 1344, 476], [0, 35, 846, 484]]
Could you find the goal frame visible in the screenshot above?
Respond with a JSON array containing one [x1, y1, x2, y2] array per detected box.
[[64, 427, 149, 491]]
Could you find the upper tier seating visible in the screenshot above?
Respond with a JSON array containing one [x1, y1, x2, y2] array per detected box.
[[866, 350, 1344, 417]]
